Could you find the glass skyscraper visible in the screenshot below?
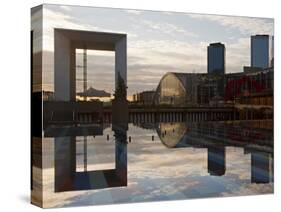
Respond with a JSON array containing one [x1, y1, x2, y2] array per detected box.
[[251, 35, 273, 69], [207, 42, 225, 75]]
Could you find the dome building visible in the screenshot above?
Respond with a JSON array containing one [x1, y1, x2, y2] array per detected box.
[[153, 72, 224, 106], [153, 72, 201, 106]]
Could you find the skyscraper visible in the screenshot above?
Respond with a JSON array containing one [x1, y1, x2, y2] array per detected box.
[[251, 35, 273, 69], [207, 42, 225, 75]]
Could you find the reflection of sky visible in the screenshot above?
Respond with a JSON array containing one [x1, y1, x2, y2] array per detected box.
[[41, 124, 273, 208], [31, 5, 274, 94]]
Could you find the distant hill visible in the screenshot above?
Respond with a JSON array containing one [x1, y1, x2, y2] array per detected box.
[[77, 87, 111, 97]]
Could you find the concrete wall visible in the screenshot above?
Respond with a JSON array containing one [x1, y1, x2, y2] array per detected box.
[[115, 36, 127, 88], [54, 31, 75, 101]]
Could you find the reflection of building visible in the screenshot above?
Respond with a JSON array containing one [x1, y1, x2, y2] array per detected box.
[[132, 90, 155, 105], [208, 146, 226, 176], [251, 35, 273, 69], [157, 122, 186, 148], [251, 151, 272, 184], [207, 43, 225, 74], [154, 121, 273, 180]]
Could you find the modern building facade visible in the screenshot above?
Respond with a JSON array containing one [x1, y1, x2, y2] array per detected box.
[[251, 35, 273, 69], [153, 67, 273, 108], [153, 72, 224, 106], [225, 67, 273, 102], [207, 42, 225, 74], [132, 90, 155, 105], [153, 72, 199, 106]]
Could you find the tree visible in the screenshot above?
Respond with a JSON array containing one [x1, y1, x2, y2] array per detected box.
[[114, 72, 127, 100]]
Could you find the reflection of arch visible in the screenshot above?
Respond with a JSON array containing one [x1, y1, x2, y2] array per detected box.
[[55, 130, 127, 192], [153, 72, 188, 106], [156, 122, 187, 148]]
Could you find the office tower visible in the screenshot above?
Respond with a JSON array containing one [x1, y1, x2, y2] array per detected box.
[[251, 35, 273, 69], [207, 42, 225, 74]]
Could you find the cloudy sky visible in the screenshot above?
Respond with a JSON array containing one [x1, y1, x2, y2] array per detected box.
[[34, 4, 274, 95]]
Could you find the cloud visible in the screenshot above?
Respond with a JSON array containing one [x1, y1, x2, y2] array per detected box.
[[42, 7, 139, 52], [125, 39, 208, 93], [225, 37, 251, 72], [43, 7, 94, 31], [187, 13, 274, 36], [42, 8, 98, 52], [141, 20, 198, 38], [129, 39, 207, 66]]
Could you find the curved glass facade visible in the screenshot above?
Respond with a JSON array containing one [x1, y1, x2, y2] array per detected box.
[[155, 73, 187, 106]]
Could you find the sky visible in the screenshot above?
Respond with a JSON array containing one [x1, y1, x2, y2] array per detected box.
[[32, 4, 274, 96]]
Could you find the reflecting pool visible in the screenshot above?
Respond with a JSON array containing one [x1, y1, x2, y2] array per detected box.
[[34, 120, 273, 208]]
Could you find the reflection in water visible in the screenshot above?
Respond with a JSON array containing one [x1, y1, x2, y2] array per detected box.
[[155, 120, 273, 181], [208, 146, 225, 176], [54, 135, 127, 192], [34, 117, 273, 207], [251, 151, 272, 184], [54, 96, 129, 192]]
